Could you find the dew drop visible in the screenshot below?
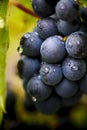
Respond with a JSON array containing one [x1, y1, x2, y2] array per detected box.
[[60, 3, 65, 9], [53, 69, 56, 72], [77, 41, 80, 46], [68, 42, 73, 48], [57, 35, 63, 40], [24, 33, 30, 38], [45, 67, 49, 73], [41, 61, 45, 65], [38, 75, 41, 80], [68, 62, 71, 66], [38, 23, 42, 30], [32, 97, 37, 102], [31, 38, 34, 42], [71, 65, 79, 71], [35, 32, 39, 35], [17, 46, 23, 54], [0, 17, 5, 29]]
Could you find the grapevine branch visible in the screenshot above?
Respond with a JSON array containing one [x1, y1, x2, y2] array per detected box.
[[9, 0, 41, 19]]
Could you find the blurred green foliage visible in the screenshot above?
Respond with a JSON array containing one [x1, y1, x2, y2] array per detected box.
[[0, 0, 9, 124]]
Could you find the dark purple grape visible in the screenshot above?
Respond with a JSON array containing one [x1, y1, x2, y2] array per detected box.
[[17, 56, 40, 80], [55, 0, 79, 21], [65, 31, 87, 59], [18, 31, 43, 57], [36, 17, 59, 39], [55, 78, 79, 98], [40, 35, 66, 63], [32, 0, 54, 18], [40, 62, 63, 86], [62, 56, 86, 81], [56, 18, 81, 36], [27, 74, 52, 102]]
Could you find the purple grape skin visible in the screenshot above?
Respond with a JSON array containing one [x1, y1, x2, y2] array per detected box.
[[62, 56, 86, 81], [55, 78, 79, 98], [36, 17, 59, 39], [65, 31, 87, 59], [55, 0, 79, 21], [40, 35, 66, 63], [40, 62, 63, 86], [34, 95, 61, 114], [32, 0, 54, 18], [27, 74, 52, 102]]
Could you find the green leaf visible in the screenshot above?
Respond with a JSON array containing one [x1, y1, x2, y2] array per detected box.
[[0, 0, 9, 124], [79, 0, 87, 6]]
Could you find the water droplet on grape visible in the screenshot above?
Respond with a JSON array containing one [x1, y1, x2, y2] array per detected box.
[[45, 67, 49, 73], [56, 35, 63, 40], [41, 61, 45, 65], [17, 46, 23, 54], [38, 23, 42, 30], [68, 62, 71, 66], [32, 97, 37, 102], [31, 38, 34, 42], [68, 42, 73, 48], [60, 3, 65, 9], [71, 65, 79, 71], [24, 33, 30, 38], [53, 69, 56, 72], [38, 75, 41, 79], [77, 41, 80, 46], [0, 17, 5, 29], [35, 32, 39, 35]]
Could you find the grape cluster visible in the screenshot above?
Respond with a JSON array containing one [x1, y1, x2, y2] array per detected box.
[[17, 0, 87, 115]]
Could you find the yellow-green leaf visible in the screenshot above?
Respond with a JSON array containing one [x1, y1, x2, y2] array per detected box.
[[0, 0, 9, 124]]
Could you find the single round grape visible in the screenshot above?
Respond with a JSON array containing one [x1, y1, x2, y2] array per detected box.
[[36, 17, 59, 39], [40, 35, 66, 63], [62, 56, 86, 81], [56, 18, 81, 36], [18, 31, 43, 57], [17, 56, 40, 80], [65, 31, 87, 59], [40, 62, 63, 86], [32, 0, 54, 18], [55, 78, 79, 98], [55, 0, 79, 21], [27, 74, 52, 102]]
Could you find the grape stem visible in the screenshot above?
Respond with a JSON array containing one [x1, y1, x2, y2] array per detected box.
[[9, 0, 41, 19]]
